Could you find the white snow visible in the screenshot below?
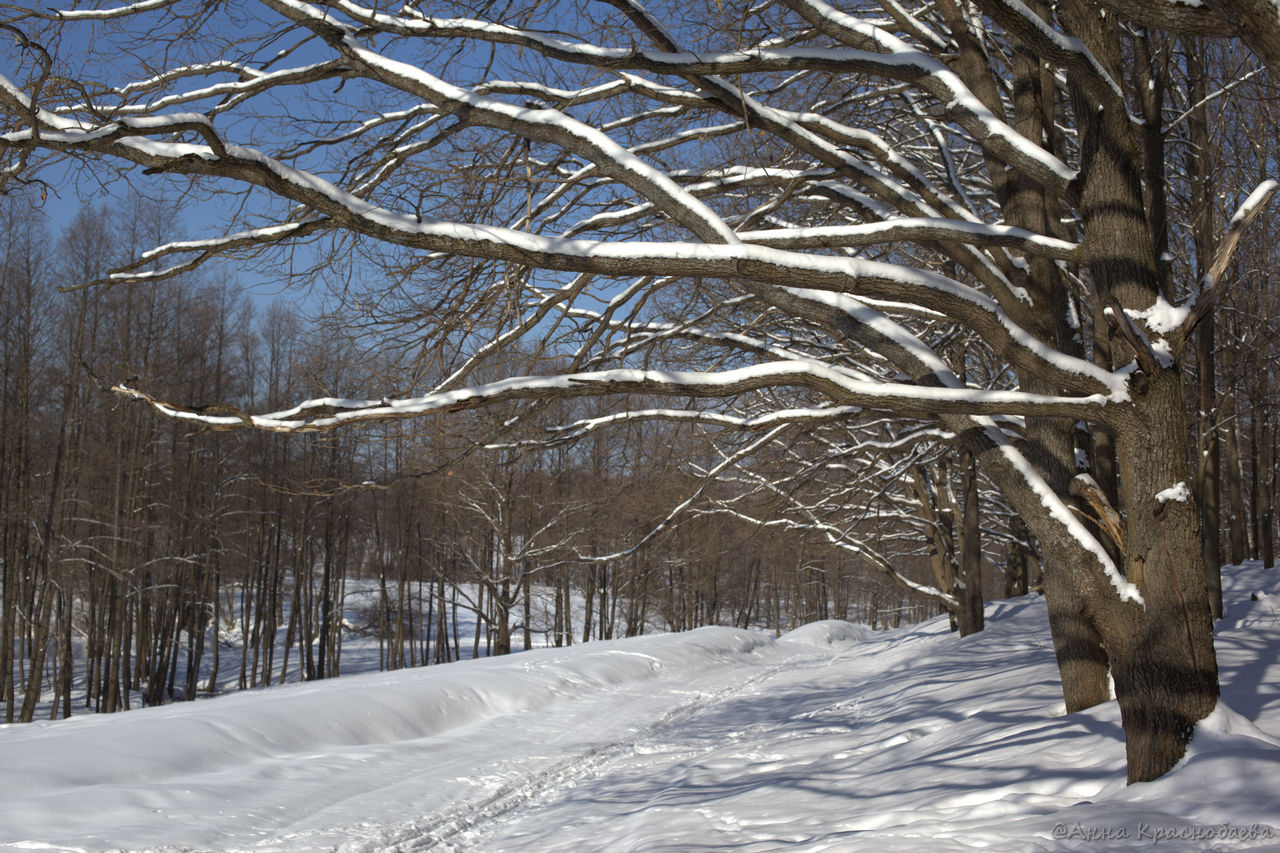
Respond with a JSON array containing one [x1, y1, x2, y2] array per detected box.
[[739, 218, 1083, 259], [1156, 481, 1192, 504], [1132, 294, 1191, 335], [332, 34, 739, 245], [785, 0, 1080, 185], [985, 420, 1142, 604], [118, 354, 1117, 433], [1231, 179, 1280, 228], [4, 564, 1279, 851]]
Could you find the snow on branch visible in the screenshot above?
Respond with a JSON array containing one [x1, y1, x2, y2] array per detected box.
[[55, 0, 182, 20], [291, 0, 1076, 194], [261, 0, 740, 245], [1179, 179, 1280, 340], [3, 0, 1206, 623], [965, 0, 1129, 108], [739, 219, 1084, 260], [539, 405, 868, 444], [68, 220, 331, 289], [776, 0, 1078, 191], [113, 361, 1117, 434], [105, 61, 352, 119], [980, 420, 1142, 605], [0, 84, 1110, 399]]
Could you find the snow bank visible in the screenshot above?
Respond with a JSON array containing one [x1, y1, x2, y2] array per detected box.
[[4, 627, 776, 776], [2, 566, 1279, 852], [779, 618, 877, 647], [0, 627, 780, 850]]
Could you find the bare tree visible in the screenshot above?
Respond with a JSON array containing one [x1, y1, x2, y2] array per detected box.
[[3, 0, 1278, 782]]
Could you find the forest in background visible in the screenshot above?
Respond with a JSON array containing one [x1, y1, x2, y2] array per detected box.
[[2, 153, 1277, 724], [0, 194, 952, 724]]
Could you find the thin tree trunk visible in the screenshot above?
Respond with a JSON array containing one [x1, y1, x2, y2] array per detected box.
[[1224, 387, 1250, 565], [522, 567, 532, 652], [1261, 404, 1276, 568], [957, 448, 984, 636], [581, 562, 595, 644], [19, 578, 55, 722], [58, 589, 72, 720], [1197, 323, 1224, 615]]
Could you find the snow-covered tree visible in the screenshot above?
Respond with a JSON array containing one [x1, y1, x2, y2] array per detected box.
[[2, 0, 1277, 782]]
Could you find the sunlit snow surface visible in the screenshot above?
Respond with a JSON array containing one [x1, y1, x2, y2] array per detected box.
[[3, 566, 1280, 852]]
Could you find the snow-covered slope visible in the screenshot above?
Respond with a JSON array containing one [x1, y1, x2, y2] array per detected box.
[[2, 566, 1279, 852]]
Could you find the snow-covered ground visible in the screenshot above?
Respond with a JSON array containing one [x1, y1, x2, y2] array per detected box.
[[3, 564, 1279, 853]]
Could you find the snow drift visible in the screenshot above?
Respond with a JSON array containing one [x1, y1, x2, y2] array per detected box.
[[1, 565, 1278, 852]]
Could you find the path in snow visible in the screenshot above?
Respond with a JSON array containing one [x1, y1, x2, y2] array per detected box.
[[430, 635, 877, 852], [250, 629, 856, 852], [380, 651, 803, 851]]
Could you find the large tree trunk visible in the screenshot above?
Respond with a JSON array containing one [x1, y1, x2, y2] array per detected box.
[[1060, 0, 1219, 780], [1024, 406, 1110, 713], [1108, 622, 1218, 783], [996, 1, 1107, 704], [1105, 373, 1219, 782], [970, 384, 1218, 783]]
